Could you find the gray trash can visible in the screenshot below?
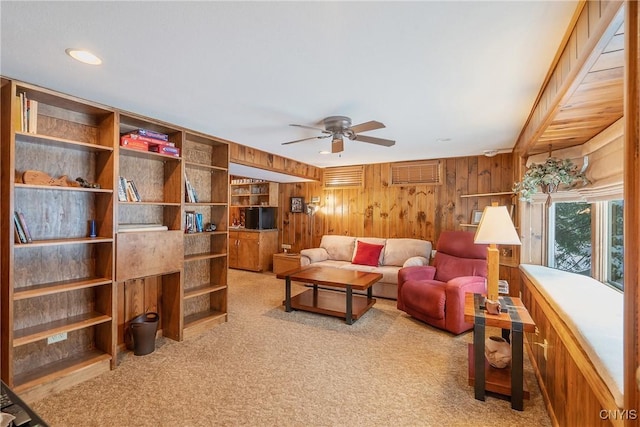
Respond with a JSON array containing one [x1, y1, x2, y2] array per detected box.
[[127, 312, 159, 356]]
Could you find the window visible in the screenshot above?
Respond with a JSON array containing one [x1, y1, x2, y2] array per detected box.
[[549, 199, 624, 289], [549, 202, 592, 276], [607, 200, 624, 289]]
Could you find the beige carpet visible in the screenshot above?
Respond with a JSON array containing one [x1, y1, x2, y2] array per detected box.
[[32, 270, 551, 426]]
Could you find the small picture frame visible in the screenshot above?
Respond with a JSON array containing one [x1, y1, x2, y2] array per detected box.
[[290, 197, 304, 213], [471, 209, 483, 225]]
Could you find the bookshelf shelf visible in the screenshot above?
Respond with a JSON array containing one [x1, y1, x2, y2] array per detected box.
[[184, 252, 227, 263], [13, 237, 113, 248], [15, 131, 114, 153], [183, 309, 227, 339], [15, 183, 113, 193], [119, 201, 182, 207], [13, 349, 111, 395], [184, 161, 227, 172], [460, 191, 515, 198], [184, 284, 227, 300], [13, 277, 112, 300], [13, 312, 112, 347]]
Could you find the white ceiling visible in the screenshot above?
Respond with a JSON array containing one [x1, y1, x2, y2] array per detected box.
[[1, 1, 578, 180]]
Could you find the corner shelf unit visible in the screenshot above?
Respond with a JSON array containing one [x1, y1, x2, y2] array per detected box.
[[0, 78, 117, 401], [182, 131, 229, 339], [230, 181, 278, 207], [1, 77, 230, 401]]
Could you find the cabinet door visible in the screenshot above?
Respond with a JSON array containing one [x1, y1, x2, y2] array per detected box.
[[237, 236, 260, 271]]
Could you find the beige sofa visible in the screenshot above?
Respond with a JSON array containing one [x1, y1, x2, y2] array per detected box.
[[300, 235, 432, 299]]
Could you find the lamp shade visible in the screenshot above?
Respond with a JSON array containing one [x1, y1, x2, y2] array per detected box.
[[473, 205, 521, 245]]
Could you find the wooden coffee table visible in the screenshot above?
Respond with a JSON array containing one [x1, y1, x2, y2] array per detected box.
[[277, 266, 382, 324]]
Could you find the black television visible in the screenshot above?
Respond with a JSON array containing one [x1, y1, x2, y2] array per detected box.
[[244, 207, 277, 230]]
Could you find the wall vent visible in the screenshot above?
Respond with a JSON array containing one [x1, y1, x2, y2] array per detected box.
[[323, 165, 364, 188], [391, 160, 441, 185]]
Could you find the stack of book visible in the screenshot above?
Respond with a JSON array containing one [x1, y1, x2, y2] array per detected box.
[[185, 211, 204, 233], [13, 211, 33, 243], [118, 176, 141, 202], [15, 92, 38, 134], [119, 128, 180, 157], [184, 172, 198, 203]]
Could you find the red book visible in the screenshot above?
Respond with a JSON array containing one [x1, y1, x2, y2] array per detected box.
[[120, 136, 149, 152], [121, 133, 175, 147]]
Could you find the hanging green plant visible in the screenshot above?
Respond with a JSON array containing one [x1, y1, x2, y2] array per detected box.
[[513, 157, 589, 202]]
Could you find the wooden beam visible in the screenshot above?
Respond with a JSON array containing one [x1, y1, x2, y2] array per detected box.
[[624, 0, 640, 423], [228, 142, 322, 181]]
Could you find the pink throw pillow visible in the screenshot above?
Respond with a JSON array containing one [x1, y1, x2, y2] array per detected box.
[[352, 241, 384, 266]]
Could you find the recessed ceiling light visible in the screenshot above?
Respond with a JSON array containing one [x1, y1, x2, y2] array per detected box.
[[65, 48, 102, 65], [436, 138, 452, 143], [319, 150, 330, 155]]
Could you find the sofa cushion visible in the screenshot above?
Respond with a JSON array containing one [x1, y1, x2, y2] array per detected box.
[[352, 241, 385, 266], [383, 238, 432, 266], [402, 256, 429, 268], [300, 247, 329, 263], [320, 235, 356, 262]]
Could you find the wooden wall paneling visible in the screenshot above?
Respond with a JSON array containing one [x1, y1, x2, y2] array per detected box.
[[275, 154, 516, 254], [624, 0, 640, 421]]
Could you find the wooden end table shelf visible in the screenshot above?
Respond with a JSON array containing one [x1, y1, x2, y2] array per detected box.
[[277, 266, 381, 324], [463, 292, 536, 410]]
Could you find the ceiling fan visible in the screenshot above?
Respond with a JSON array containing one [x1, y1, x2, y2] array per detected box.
[[282, 116, 395, 153]]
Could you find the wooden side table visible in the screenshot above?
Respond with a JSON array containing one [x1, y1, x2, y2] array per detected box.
[[463, 292, 536, 411], [272, 252, 301, 275]]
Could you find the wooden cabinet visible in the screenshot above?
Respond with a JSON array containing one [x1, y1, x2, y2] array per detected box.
[[0, 79, 116, 401], [182, 131, 229, 339], [229, 230, 278, 272], [230, 180, 278, 207], [0, 78, 229, 400]]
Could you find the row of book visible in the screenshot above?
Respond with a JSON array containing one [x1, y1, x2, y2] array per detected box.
[[13, 211, 33, 243], [119, 129, 180, 157], [117, 176, 142, 202], [185, 211, 204, 233], [184, 172, 199, 203], [15, 92, 38, 134]]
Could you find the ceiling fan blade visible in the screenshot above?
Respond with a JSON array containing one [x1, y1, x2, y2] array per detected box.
[[289, 124, 332, 134], [350, 120, 385, 134], [353, 134, 396, 147], [331, 137, 344, 153], [281, 134, 331, 145]]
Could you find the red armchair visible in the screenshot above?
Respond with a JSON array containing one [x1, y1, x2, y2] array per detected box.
[[397, 231, 488, 334]]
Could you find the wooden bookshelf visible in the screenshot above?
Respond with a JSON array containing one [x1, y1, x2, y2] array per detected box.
[[1, 77, 230, 399], [182, 131, 229, 337], [0, 78, 117, 398]]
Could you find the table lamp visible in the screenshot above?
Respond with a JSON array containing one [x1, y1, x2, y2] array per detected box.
[[473, 204, 521, 305]]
